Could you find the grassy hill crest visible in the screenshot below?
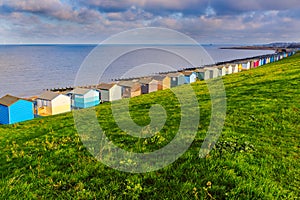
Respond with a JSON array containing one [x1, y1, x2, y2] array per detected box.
[[0, 53, 299, 199]]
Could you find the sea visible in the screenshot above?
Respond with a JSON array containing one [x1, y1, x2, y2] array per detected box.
[[0, 44, 274, 97]]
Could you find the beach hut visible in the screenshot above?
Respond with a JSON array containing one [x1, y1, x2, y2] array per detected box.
[[232, 64, 239, 73], [148, 79, 159, 93], [139, 78, 159, 94], [270, 56, 275, 63], [118, 80, 141, 98], [67, 88, 100, 109], [205, 67, 219, 79], [254, 60, 260, 68], [152, 75, 170, 90], [226, 65, 233, 75], [0, 94, 34, 125], [247, 61, 251, 69], [250, 61, 254, 69], [239, 64, 243, 71], [216, 66, 226, 76], [241, 61, 250, 70], [182, 71, 197, 83], [97, 83, 122, 102], [258, 58, 264, 67], [167, 72, 185, 87], [36, 91, 71, 116], [194, 68, 210, 80]]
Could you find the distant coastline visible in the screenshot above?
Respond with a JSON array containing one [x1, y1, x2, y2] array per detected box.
[[220, 42, 300, 53], [219, 46, 295, 53]]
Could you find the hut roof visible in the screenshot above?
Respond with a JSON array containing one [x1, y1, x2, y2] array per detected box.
[[215, 66, 225, 69], [167, 72, 183, 78], [118, 81, 139, 88], [139, 78, 153, 84], [204, 67, 218, 71], [194, 68, 206, 72], [0, 94, 22, 107], [97, 83, 116, 90], [181, 71, 194, 76], [152, 75, 166, 81], [68, 88, 93, 95], [38, 91, 61, 101]]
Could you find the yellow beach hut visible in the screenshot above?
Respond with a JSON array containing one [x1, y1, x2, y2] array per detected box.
[[36, 91, 71, 116], [152, 75, 171, 90], [238, 63, 243, 72]]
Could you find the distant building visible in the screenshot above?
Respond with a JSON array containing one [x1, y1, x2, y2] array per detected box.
[[0, 94, 34, 125]]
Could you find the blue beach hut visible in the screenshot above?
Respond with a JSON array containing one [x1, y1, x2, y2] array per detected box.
[[0, 95, 34, 125], [67, 88, 100, 109], [182, 71, 197, 83]]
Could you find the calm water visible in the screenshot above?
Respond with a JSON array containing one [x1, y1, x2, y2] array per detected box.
[[0, 44, 274, 97]]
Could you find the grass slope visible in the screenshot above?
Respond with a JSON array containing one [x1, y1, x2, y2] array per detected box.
[[0, 53, 299, 199]]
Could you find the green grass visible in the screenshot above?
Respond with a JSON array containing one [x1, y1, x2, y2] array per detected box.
[[0, 53, 299, 199]]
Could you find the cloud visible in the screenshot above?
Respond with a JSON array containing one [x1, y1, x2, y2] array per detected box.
[[81, 0, 205, 11], [1, 0, 105, 23], [0, 0, 300, 44], [79, 0, 300, 16]]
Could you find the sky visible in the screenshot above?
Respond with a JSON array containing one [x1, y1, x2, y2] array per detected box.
[[0, 0, 300, 44]]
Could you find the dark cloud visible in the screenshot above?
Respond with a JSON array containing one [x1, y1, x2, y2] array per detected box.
[[79, 0, 300, 16]]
